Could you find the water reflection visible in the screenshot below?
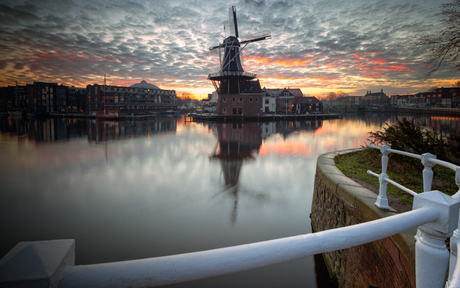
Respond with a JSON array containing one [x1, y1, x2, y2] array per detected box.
[[356, 112, 460, 133], [210, 123, 262, 225], [1, 113, 459, 288], [0, 116, 178, 143], [1, 113, 457, 144], [208, 121, 324, 225]]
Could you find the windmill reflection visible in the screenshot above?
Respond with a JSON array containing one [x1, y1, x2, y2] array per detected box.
[[209, 120, 324, 225], [210, 122, 263, 224]]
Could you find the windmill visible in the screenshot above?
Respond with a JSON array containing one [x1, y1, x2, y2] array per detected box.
[[208, 6, 271, 97]]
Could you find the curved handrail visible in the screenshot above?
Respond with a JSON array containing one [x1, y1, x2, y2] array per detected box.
[[59, 207, 439, 288]]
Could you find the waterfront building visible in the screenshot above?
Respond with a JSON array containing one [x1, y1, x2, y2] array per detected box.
[[0, 85, 26, 112], [336, 95, 363, 107], [363, 89, 390, 106], [86, 80, 177, 113], [293, 96, 322, 113], [276, 88, 295, 114], [0, 82, 86, 113], [390, 94, 415, 107], [67, 87, 86, 112], [418, 87, 458, 107], [261, 87, 321, 114], [33, 82, 65, 113], [390, 87, 459, 108], [262, 94, 276, 113], [201, 91, 218, 112]]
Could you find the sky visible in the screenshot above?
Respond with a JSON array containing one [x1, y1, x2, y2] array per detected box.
[[0, 0, 459, 99]]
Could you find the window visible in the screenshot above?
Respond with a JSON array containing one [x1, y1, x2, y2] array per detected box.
[[240, 98, 243, 102], [233, 97, 235, 102], [265, 99, 269, 104], [223, 97, 226, 102], [249, 98, 253, 102], [223, 108, 226, 112], [255, 98, 258, 102]]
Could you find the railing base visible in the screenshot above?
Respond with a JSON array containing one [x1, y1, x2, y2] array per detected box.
[[0, 239, 75, 288]]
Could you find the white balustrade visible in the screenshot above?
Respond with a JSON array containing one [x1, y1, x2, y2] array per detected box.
[[421, 153, 436, 192], [368, 144, 460, 287], [414, 191, 459, 288], [5, 147, 460, 287], [56, 192, 456, 288], [374, 144, 391, 209]]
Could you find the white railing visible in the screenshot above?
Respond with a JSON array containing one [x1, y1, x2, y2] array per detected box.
[[56, 192, 458, 288], [368, 144, 460, 287], [5, 149, 460, 288]]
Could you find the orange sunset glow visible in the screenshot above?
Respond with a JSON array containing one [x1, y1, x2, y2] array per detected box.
[[0, 0, 458, 100]]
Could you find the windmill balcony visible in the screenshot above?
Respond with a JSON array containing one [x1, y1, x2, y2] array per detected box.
[[208, 71, 257, 79]]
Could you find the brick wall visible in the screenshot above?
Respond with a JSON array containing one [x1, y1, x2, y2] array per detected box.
[[311, 150, 416, 288]]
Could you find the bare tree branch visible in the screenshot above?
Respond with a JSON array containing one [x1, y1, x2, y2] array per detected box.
[[407, 0, 460, 78]]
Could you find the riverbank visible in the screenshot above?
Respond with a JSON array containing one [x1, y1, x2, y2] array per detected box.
[[334, 149, 458, 212], [311, 149, 416, 287], [326, 106, 460, 116], [190, 112, 342, 122], [1, 111, 161, 121]]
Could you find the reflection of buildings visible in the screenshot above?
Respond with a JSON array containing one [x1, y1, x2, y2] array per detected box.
[[357, 113, 460, 134], [274, 120, 323, 139], [87, 116, 177, 143], [358, 113, 394, 129], [0, 117, 88, 142], [0, 116, 178, 143]]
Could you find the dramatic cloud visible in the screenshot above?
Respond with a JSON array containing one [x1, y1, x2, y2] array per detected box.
[[0, 0, 457, 98]]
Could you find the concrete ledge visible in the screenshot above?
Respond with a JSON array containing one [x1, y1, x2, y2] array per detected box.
[[312, 149, 416, 288], [0, 239, 75, 288]]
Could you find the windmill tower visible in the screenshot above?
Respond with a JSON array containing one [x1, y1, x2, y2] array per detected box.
[[208, 6, 271, 116]]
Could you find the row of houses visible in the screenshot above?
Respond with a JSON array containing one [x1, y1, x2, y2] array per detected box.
[[0, 80, 177, 113], [323, 87, 460, 108], [201, 87, 323, 114], [390, 87, 460, 108], [322, 90, 391, 108]]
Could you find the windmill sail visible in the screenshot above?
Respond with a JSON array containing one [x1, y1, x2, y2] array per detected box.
[[208, 5, 270, 98], [228, 6, 238, 38], [240, 30, 271, 44]]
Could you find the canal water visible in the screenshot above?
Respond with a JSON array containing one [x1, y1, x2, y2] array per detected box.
[[0, 113, 458, 287]]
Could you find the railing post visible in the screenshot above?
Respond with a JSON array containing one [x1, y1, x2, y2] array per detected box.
[[447, 168, 460, 286], [375, 144, 391, 209], [421, 153, 436, 192], [413, 191, 460, 288]]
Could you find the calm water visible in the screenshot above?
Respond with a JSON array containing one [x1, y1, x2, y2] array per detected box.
[[1, 113, 459, 287]]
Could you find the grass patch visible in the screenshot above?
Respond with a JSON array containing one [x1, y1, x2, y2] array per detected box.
[[335, 148, 458, 205]]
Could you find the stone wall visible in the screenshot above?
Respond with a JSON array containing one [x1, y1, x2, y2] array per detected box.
[[311, 150, 417, 288]]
